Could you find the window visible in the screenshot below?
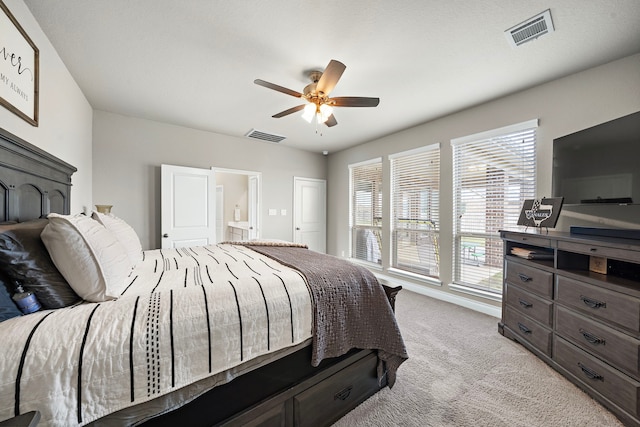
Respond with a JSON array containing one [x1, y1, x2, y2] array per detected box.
[[349, 159, 382, 264], [452, 120, 537, 294], [390, 144, 440, 278]]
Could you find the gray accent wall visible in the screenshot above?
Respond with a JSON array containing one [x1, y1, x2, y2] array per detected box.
[[92, 111, 327, 249], [326, 53, 640, 307]]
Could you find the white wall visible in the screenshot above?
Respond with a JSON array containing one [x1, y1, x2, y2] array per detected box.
[[92, 110, 327, 249], [327, 53, 640, 306], [0, 1, 93, 213]]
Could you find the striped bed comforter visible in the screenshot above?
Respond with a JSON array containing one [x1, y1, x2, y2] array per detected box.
[[0, 244, 313, 426]]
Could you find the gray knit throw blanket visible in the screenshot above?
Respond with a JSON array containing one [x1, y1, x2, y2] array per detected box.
[[248, 245, 408, 387]]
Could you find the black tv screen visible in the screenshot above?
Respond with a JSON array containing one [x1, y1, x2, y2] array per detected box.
[[552, 111, 640, 205]]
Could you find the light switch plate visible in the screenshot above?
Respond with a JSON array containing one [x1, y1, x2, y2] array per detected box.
[[268, 209, 277, 216]]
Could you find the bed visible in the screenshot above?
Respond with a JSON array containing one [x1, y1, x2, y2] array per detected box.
[[0, 127, 407, 427]]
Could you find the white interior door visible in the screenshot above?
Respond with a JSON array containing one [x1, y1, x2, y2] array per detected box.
[[161, 164, 215, 248], [294, 177, 326, 253]]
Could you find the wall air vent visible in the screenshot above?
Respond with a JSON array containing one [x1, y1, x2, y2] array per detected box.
[[505, 9, 554, 48], [245, 129, 286, 143]]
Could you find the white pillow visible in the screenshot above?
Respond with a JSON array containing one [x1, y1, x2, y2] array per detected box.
[[91, 211, 143, 266], [41, 213, 132, 302]]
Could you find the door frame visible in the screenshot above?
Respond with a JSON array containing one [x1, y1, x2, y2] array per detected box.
[[216, 185, 224, 242], [212, 167, 262, 240]]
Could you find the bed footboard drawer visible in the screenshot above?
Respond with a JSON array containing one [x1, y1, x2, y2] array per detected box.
[[293, 351, 380, 427], [223, 400, 288, 427]]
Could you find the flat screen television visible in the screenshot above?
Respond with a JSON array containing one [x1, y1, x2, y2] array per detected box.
[[552, 111, 640, 205]]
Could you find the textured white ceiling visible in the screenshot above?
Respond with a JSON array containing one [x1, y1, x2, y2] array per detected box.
[[24, 0, 640, 153]]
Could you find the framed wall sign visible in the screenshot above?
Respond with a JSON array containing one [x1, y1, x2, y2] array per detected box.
[[0, 1, 39, 126]]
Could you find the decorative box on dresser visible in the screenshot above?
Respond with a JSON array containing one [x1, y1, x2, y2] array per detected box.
[[499, 230, 640, 427]]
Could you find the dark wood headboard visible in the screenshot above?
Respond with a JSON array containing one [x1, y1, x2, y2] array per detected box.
[[0, 128, 77, 222]]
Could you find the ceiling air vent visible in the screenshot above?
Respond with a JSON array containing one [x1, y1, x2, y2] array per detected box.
[[505, 9, 554, 48], [245, 129, 286, 143]]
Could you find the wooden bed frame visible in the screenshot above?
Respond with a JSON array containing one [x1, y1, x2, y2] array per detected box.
[[0, 128, 75, 222], [0, 127, 401, 427]]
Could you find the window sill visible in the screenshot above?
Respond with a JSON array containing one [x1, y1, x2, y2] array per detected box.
[[449, 283, 502, 302], [371, 273, 501, 318], [386, 267, 442, 287], [349, 258, 383, 271]]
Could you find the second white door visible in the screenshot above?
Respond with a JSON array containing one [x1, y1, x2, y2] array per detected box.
[[293, 177, 326, 253]]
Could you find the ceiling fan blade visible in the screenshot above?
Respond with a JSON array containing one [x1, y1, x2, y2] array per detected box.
[[329, 96, 380, 107], [316, 60, 346, 96], [324, 114, 338, 127], [254, 79, 303, 98], [272, 104, 306, 118]]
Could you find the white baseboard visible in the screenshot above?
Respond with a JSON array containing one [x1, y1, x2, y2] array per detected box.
[[375, 273, 502, 318]]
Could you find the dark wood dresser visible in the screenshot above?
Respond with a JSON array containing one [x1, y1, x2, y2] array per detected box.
[[499, 230, 640, 427]]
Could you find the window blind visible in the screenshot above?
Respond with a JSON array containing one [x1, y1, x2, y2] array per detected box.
[[349, 159, 383, 264], [452, 120, 537, 293], [390, 144, 440, 278]]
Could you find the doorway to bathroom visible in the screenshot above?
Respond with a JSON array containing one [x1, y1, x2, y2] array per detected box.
[[213, 167, 261, 243]]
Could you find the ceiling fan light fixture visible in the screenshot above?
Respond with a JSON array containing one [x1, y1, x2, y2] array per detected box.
[[319, 104, 333, 123], [255, 59, 378, 130], [301, 103, 316, 123]]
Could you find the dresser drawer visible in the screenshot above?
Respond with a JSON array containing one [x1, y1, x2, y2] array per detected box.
[[503, 307, 552, 356], [505, 283, 553, 327], [556, 305, 640, 380], [502, 232, 551, 249], [505, 259, 553, 298], [555, 275, 640, 334], [554, 336, 640, 417], [293, 351, 380, 427], [558, 240, 640, 264]]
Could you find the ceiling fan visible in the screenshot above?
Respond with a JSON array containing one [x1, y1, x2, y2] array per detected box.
[[254, 59, 379, 128]]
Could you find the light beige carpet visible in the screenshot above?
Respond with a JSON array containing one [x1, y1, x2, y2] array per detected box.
[[333, 290, 623, 427]]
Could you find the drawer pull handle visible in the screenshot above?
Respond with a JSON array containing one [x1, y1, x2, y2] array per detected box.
[[334, 385, 353, 401], [580, 295, 606, 309], [578, 362, 603, 381], [517, 322, 531, 334], [579, 329, 606, 345], [518, 299, 533, 308], [518, 273, 532, 282]]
